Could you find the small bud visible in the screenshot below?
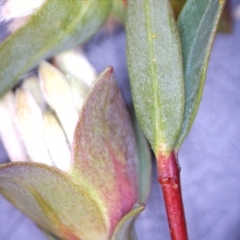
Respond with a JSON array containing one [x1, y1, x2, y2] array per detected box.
[[53, 50, 96, 88], [0, 92, 28, 162], [42, 111, 71, 172], [0, 52, 98, 173], [14, 89, 53, 165], [22, 75, 46, 111], [53, 50, 97, 112], [39, 61, 79, 144]]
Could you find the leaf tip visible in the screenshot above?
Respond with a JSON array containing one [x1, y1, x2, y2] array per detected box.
[[105, 66, 114, 75]]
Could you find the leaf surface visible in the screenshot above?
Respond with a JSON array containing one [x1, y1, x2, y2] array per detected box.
[[0, 162, 107, 240], [111, 204, 145, 240], [0, 0, 111, 97], [126, 0, 184, 155], [71, 67, 138, 236], [176, 0, 226, 147], [132, 113, 152, 203], [111, 0, 126, 24]]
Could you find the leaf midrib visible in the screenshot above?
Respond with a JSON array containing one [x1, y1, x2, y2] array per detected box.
[[144, 0, 159, 153]]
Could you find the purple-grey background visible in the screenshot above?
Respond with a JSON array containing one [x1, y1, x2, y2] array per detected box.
[[0, 1, 240, 239]]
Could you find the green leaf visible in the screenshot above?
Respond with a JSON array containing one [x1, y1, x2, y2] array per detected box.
[[126, 0, 184, 155], [176, 0, 226, 147], [132, 113, 152, 203], [0, 0, 111, 97], [71, 67, 139, 236], [0, 162, 108, 240], [111, 0, 126, 24], [111, 204, 145, 240]]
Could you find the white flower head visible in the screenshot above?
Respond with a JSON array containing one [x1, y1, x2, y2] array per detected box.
[[0, 0, 46, 31], [0, 50, 96, 172]]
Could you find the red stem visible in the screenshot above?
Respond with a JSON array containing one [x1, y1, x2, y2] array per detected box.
[[122, 0, 128, 7], [157, 151, 188, 240]]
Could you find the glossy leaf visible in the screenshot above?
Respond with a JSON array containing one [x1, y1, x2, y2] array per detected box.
[[126, 0, 184, 155], [0, 162, 108, 240], [132, 113, 152, 203], [71, 67, 138, 236], [0, 0, 111, 97], [176, 0, 226, 147], [111, 204, 145, 240]]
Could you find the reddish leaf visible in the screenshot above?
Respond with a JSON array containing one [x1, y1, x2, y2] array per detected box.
[[71, 67, 138, 236]]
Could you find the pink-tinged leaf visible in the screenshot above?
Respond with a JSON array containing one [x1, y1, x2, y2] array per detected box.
[[71, 67, 138, 236], [0, 162, 108, 240]]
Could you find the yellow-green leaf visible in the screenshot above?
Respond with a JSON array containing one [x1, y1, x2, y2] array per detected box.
[[0, 162, 108, 240], [176, 0, 226, 147], [126, 0, 184, 155], [111, 0, 126, 24], [0, 0, 111, 97], [111, 204, 145, 240]]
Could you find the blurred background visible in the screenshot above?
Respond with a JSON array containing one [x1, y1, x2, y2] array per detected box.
[[0, 0, 240, 239]]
